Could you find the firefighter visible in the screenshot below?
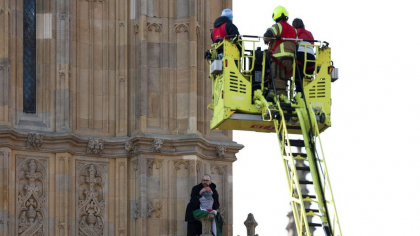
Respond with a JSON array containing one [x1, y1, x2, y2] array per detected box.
[[293, 18, 315, 94], [263, 6, 297, 96]]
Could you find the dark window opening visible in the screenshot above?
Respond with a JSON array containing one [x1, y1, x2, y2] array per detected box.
[[23, 0, 36, 113]]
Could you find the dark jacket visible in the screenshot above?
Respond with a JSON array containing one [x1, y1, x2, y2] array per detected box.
[[185, 182, 220, 222], [211, 16, 240, 43]]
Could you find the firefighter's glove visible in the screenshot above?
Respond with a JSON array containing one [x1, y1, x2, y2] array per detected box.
[[204, 50, 211, 60]]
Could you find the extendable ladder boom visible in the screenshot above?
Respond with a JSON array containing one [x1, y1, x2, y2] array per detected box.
[[207, 37, 342, 236]]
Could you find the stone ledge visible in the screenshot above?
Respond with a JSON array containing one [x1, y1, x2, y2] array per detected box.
[[0, 128, 243, 160]]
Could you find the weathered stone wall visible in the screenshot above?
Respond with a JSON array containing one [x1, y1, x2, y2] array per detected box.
[[0, 0, 239, 235]]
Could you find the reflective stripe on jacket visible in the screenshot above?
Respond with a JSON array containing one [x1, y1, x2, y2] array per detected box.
[[267, 21, 297, 58]]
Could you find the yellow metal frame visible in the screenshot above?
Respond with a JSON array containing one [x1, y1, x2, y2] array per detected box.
[[208, 39, 333, 133], [207, 38, 342, 236]]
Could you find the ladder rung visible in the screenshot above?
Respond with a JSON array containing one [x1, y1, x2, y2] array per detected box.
[[286, 139, 305, 147], [280, 107, 295, 112], [286, 126, 301, 130], [296, 166, 310, 171], [305, 209, 320, 213], [299, 180, 313, 185], [302, 194, 316, 199], [283, 113, 298, 119], [280, 102, 292, 108], [308, 223, 322, 227], [292, 152, 307, 158]]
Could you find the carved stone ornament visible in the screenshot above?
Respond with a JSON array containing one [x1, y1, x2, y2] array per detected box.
[[124, 139, 135, 153], [174, 23, 189, 33], [133, 24, 140, 34], [27, 133, 44, 149], [244, 213, 258, 236], [147, 200, 162, 218], [196, 25, 201, 36], [78, 164, 106, 236], [131, 159, 139, 171], [132, 201, 140, 220], [174, 160, 189, 170], [147, 159, 162, 170], [17, 159, 47, 236], [216, 145, 227, 158], [150, 139, 164, 153], [87, 138, 105, 155], [59, 13, 67, 20], [147, 22, 162, 32]]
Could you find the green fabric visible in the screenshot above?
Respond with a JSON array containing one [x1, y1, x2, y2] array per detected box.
[[193, 209, 209, 220], [215, 216, 222, 236]]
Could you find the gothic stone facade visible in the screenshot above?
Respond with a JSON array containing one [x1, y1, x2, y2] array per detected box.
[[0, 0, 242, 235]]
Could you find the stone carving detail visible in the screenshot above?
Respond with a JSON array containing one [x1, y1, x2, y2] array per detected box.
[[174, 23, 189, 33], [244, 213, 258, 236], [119, 21, 125, 27], [216, 145, 227, 158], [174, 160, 189, 170], [0, 8, 4, 14], [59, 69, 66, 76], [133, 24, 139, 34], [27, 133, 44, 149], [58, 221, 65, 229], [196, 25, 201, 36], [147, 22, 162, 32], [59, 13, 67, 20], [131, 159, 138, 171], [211, 165, 225, 175], [87, 138, 105, 155], [147, 159, 162, 170], [124, 139, 135, 153], [132, 201, 140, 220], [196, 161, 202, 173], [17, 159, 47, 236], [78, 164, 106, 236], [147, 200, 162, 218], [150, 139, 163, 153]]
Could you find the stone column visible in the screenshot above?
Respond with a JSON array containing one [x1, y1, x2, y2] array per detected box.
[[199, 211, 215, 236], [0, 148, 12, 236]]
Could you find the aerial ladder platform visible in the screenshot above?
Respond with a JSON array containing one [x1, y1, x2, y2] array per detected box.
[[206, 36, 342, 236]]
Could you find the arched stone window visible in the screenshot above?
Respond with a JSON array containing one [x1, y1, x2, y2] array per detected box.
[[23, 0, 36, 113]]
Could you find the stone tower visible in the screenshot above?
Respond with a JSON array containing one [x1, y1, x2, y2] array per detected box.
[[0, 0, 242, 235]]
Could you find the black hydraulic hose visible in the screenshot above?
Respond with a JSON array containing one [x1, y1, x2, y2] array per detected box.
[[241, 35, 260, 38], [294, 52, 332, 236]]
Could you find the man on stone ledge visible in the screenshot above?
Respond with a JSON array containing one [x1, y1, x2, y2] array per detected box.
[[185, 174, 220, 236]]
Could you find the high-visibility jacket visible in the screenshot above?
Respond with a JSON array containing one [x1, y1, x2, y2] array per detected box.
[[265, 21, 297, 58], [296, 28, 314, 44], [296, 28, 315, 54]]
